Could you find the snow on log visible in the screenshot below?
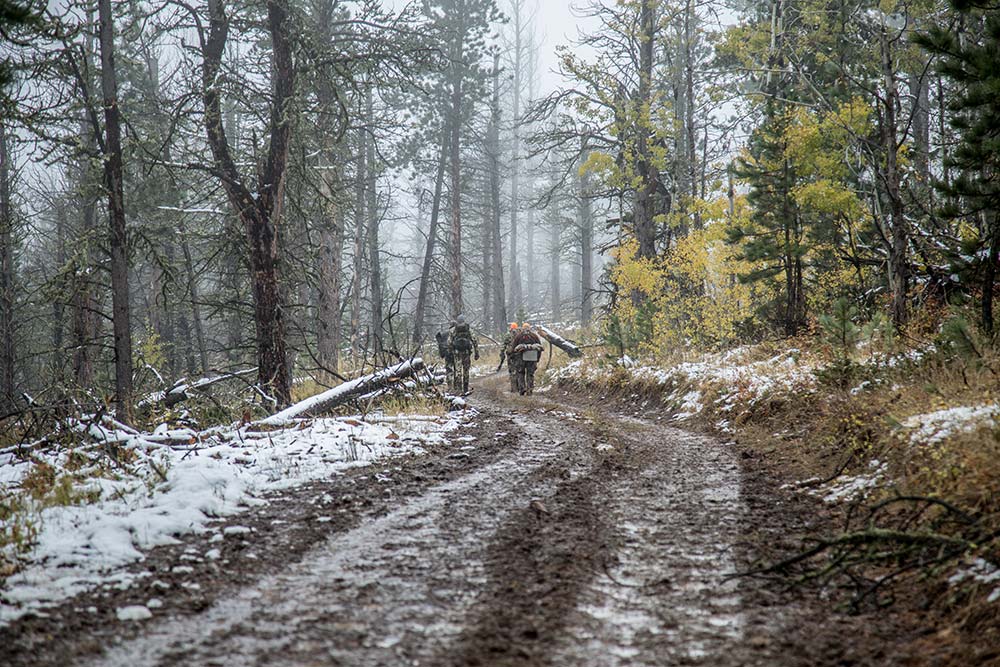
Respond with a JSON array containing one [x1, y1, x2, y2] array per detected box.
[[259, 358, 427, 425], [137, 368, 257, 409], [538, 325, 584, 358]]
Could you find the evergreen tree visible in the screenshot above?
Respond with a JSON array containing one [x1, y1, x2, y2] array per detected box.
[[918, 0, 1000, 334]]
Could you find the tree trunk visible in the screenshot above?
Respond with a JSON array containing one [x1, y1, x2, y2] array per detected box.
[[317, 157, 343, 377], [909, 71, 930, 186], [881, 26, 909, 329], [52, 204, 66, 380], [633, 0, 657, 260], [488, 52, 506, 330], [177, 216, 209, 374], [449, 39, 465, 318], [260, 358, 427, 425], [550, 216, 560, 322], [350, 119, 366, 357], [578, 137, 593, 327], [684, 0, 700, 229], [0, 122, 14, 410], [508, 5, 523, 317], [412, 133, 449, 343], [99, 0, 134, 422], [202, 0, 293, 406], [983, 213, 999, 334], [365, 88, 383, 357]]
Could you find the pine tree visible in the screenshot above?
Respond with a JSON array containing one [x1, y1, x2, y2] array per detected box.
[[728, 103, 807, 336], [918, 1, 1000, 334]]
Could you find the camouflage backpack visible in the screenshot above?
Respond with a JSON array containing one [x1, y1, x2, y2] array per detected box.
[[451, 322, 473, 354]]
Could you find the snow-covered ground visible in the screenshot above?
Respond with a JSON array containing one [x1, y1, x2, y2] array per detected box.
[[546, 347, 817, 425], [901, 404, 1000, 445], [0, 408, 470, 625]]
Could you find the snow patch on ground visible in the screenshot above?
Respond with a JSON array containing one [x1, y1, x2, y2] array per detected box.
[[546, 348, 816, 423], [901, 404, 1000, 445], [949, 558, 1000, 603], [0, 410, 468, 626], [814, 460, 887, 504]]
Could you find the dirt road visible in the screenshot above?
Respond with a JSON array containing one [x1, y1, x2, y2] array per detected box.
[[3, 377, 913, 666]]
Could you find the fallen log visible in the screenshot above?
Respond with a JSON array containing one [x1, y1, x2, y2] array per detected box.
[[259, 358, 427, 425], [137, 368, 258, 409], [537, 325, 584, 358]]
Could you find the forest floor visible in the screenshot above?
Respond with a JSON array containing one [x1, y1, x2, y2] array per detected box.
[[0, 371, 939, 667]]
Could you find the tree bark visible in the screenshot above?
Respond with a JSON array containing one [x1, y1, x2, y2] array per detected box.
[[99, 0, 134, 422], [202, 0, 293, 406], [448, 32, 465, 318], [412, 132, 449, 343], [365, 88, 383, 357], [880, 26, 909, 329], [177, 216, 209, 375], [983, 213, 999, 334], [350, 118, 366, 357], [508, 6, 523, 317], [550, 214, 560, 322], [0, 122, 14, 410], [578, 136, 593, 327], [488, 53, 507, 329], [633, 0, 657, 261], [52, 204, 67, 380]]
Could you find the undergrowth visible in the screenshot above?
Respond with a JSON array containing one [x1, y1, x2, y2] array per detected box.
[[545, 326, 1000, 660]]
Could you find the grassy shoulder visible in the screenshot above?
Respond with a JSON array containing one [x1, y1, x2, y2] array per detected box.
[[542, 336, 1000, 664]]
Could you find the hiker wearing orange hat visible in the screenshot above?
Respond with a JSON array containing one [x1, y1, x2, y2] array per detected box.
[[511, 323, 544, 395], [498, 322, 520, 391]]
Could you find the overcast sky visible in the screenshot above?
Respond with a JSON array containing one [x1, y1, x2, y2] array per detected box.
[[529, 0, 590, 94]]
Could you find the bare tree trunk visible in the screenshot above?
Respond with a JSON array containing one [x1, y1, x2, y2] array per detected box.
[[981, 211, 1000, 334], [365, 88, 383, 357], [412, 133, 449, 343], [202, 0, 293, 406], [99, 0, 133, 422], [507, 7, 523, 318], [0, 122, 14, 409], [880, 26, 909, 329], [350, 119, 366, 357], [488, 53, 506, 330], [633, 0, 657, 261], [72, 192, 98, 388], [482, 194, 492, 326], [449, 41, 464, 318], [684, 0, 700, 229], [52, 204, 67, 380], [578, 137, 593, 327], [177, 216, 209, 374], [317, 158, 343, 376], [550, 216, 560, 323]]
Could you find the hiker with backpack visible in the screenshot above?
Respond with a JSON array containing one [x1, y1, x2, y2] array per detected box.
[[448, 315, 479, 395], [511, 323, 545, 395], [498, 322, 519, 392], [435, 325, 455, 391]]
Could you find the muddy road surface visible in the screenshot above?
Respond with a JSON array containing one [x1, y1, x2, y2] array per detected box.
[[4, 377, 914, 666]]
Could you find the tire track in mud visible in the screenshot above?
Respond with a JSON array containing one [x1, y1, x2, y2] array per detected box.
[[451, 395, 749, 667], [452, 429, 614, 665], [85, 411, 574, 667]]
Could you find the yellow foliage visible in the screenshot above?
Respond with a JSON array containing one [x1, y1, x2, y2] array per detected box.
[[606, 196, 774, 355]]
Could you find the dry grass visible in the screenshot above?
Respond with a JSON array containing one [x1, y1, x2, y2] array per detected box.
[[553, 336, 1000, 655]]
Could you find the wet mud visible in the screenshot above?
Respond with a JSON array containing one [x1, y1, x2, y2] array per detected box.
[[2, 377, 921, 666]]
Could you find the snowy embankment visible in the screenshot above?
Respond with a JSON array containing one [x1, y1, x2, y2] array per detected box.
[[545, 345, 1000, 602], [0, 405, 469, 626], [546, 346, 818, 432]]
